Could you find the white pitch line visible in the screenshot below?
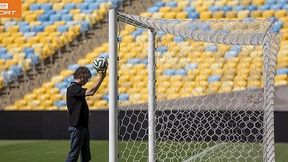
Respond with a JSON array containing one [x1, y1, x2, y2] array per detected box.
[[182, 143, 225, 162]]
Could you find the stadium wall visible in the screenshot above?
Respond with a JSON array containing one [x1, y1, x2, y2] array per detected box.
[[0, 110, 287, 142]]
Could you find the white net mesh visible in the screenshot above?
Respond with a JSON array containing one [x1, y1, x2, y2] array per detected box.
[[114, 12, 279, 162]]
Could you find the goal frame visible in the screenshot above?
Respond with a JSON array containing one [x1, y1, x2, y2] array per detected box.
[[108, 9, 279, 162]]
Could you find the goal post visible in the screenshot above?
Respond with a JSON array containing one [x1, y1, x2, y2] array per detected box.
[[109, 9, 280, 162]]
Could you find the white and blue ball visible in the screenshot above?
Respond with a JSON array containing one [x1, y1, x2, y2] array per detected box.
[[93, 57, 108, 72]]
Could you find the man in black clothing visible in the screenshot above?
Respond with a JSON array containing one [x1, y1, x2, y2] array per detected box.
[[66, 66, 106, 162]]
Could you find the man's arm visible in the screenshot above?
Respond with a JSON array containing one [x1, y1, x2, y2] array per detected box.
[[85, 71, 106, 96]]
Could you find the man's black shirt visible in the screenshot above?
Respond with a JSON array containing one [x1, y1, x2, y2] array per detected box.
[[66, 82, 89, 128]]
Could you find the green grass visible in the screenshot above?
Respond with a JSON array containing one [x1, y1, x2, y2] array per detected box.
[[0, 140, 287, 162]]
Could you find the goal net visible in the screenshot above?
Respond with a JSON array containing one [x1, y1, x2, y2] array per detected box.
[[109, 9, 279, 162]]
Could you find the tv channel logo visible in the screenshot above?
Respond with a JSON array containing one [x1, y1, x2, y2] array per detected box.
[[0, 0, 21, 18]]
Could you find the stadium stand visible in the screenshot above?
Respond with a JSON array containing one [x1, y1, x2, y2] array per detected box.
[[0, 0, 123, 90], [5, 0, 288, 110]]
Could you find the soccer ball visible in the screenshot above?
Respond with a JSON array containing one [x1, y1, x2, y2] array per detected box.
[[93, 57, 108, 72]]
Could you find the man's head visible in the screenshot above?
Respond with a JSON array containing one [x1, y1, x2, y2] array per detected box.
[[73, 66, 92, 85]]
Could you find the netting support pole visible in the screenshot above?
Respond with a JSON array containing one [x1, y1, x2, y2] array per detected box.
[[109, 8, 118, 162], [148, 29, 156, 162]]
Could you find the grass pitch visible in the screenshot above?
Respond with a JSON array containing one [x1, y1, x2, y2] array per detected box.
[[0, 140, 287, 162]]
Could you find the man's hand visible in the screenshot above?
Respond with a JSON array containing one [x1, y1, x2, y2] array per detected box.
[[98, 70, 107, 78]]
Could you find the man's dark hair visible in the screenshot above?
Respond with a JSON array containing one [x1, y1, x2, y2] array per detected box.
[[73, 66, 92, 80]]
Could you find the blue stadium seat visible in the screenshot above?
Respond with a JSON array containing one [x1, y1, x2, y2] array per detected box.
[[10, 65, 23, 77], [54, 100, 66, 107], [155, 1, 165, 7], [174, 36, 185, 42], [147, 6, 159, 13], [119, 93, 129, 101], [185, 63, 198, 71], [234, 5, 245, 11], [55, 82, 69, 90], [127, 58, 141, 65], [131, 28, 144, 38], [2, 70, 16, 83], [80, 21, 90, 32], [18, 21, 29, 26], [41, 3, 52, 11], [258, 4, 271, 10], [49, 14, 62, 21], [64, 3, 76, 10], [62, 14, 73, 22], [188, 12, 199, 19], [156, 46, 168, 54], [206, 44, 218, 52], [223, 6, 232, 12], [19, 26, 31, 33], [0, 48, 7, 54], [82, 9, 93, 14], [68, 64, 79, 71], [24, 32, 36, 38], [175, 69, 187, 76], [88, 3, 100, 10], [4, 21, 17, 28], [58, 25, 69, 32], [38, 14, 50, 21], [247, 5, 257, 11], [0, 53, 12, 60], [32, 25, 45, 32], [277, 68, 288, 75], [57, 9, 69, 15], [208, 75, 221, 83], [166, 1, 177, 7], [185, 6, 195, 13], [77, 3, 89, 11], [30, 4, 41, 11], [163, 69, 176, 76], [44, 10, 56, 15], [225, 51, 238, 59], [273, 21, 283, 33], [42, 21, 54, 26]]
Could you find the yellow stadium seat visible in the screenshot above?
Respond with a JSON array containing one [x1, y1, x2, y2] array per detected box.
[[0, 18, 11, 24], [200, 11, 212, 19], [7, 26, 19, 33], [251, 11, 262, 18], [2, 37, 14, 45], [159, 7, 171, 13], [45, 25, 57, 33], [74, 14, 85, 21], [60, 70, 73, 78], [22, 3, 29, 11], [275, 10, 286, 18], [53, 3, 64, 11], [25, 14, 37, 22], [51, 75, 64, 84], [152, 12, 164, 18], [0, 76, 3, 88], [237, 10, 249, 19], [215, 0, 226, 6], [4, 105, 18, 111], [30, 21, 42, 26], [176, 12, 188, 19], [262, 10, 274, 18], [177, 1, 189, 10], [72, 0, 83, 3], [47, 106, 58, 110], [51, 94, 63, 101], [54, 21, 65, 26], [14, 37, 26, 44], [213, 11, 225, 19], [37, 0, 48, 3], [252, 0, 264, 5]]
